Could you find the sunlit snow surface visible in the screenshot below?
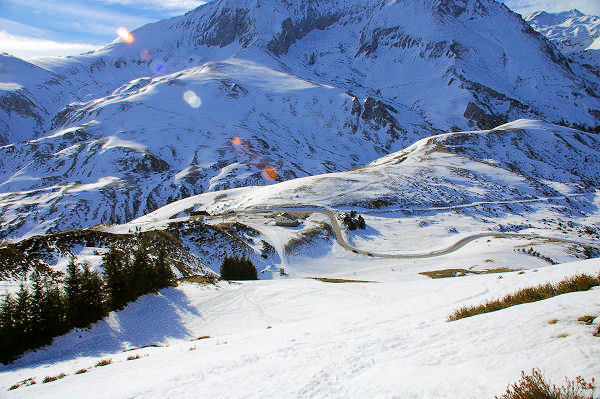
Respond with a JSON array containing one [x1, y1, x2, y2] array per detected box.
[[1, 2, 600, 395], [1, 258, 598, 398]]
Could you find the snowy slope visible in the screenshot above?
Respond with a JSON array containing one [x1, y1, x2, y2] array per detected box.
[[1, 258, 598, 398], [3, 119, 599, 285], [2, 0, 600, 240], [136, 120, 600, 218], [119, 119, 600, 277], [527, 9, 600, 70]]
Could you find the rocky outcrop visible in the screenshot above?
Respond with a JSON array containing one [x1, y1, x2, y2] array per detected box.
[[194, 7, 255, 48], [268, 14, 340, 56], [463, 102, 507, 130]]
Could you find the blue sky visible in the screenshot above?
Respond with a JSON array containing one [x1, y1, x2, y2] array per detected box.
[[0, 0, 599, 59]]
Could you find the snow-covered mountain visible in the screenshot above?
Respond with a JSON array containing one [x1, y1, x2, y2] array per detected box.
[[4, 120, 598, 282], [526, 9, 600, 71], [2, 0, 600, 240], [133, 120, 600, 217]]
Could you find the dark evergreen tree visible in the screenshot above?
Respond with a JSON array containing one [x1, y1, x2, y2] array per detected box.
[[153, 247, 176, 290], [81, 263, 106, 322], [343, 214, 358, 230], [14, 284, 32, 354], [0, 293, 16, 364], [30, 271, 45, 347], [102, 247, 130, 310], [130, 241, 153, 298], [65, 258, 86, 328], [41, 282, 67, 342], [220, 256, 257, 280], [357, 215, 366, 230], [244, 257, 258, 280]]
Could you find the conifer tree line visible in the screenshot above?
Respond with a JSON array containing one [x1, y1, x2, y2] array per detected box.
[[0, 241, 176, 364], [220, 256, 258, 281]]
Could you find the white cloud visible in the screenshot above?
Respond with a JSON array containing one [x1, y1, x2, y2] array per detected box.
[[4, 0, 156, 35], [0, 31, 100, 59], [98, 0, 209, 15], [503, 0, 600, 17]]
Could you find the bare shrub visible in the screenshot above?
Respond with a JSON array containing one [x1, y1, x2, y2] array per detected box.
[[94, 358, 112, 367], [495, 369, 597, 399], [448, 272, 600, 321]]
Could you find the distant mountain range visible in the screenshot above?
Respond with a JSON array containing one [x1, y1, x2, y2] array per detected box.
[[527, 9, 600, 72]]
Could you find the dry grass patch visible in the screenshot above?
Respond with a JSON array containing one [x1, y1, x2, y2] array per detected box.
[[495, 368, 597, 399], [548, 319, 559, 325], [577, 315, 596, 325], [42, 373, 67, 384], [448, 272, 600, 321], [556, 333, 569, 338], [75, 368, 88, 374], [193, 335, 211, 341], [127, 355, 141, 361], [179, 275, 217, 284], [8, 377, 36, 390], [94, 359, 112, 367], [284, 223, 333, 255], [420, 267, 516, 279], [308, 277, 377, 284]]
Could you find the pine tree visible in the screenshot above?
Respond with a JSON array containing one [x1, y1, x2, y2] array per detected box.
[[357, 215, 366, 230], [65, 258, 85, 328], [80, 263, 106, 323], [220, 256, 257, 280], [153, 247, 176, 290], [243, 257, 258, 280], [220, 256, 233, 280], [0, 294, 16, 364], [102, 247, 129, 310], [14, 284, 32, 354], [41, 282, 67, 342], [130, 241, 153, 298], [30, 271, 45, 347]]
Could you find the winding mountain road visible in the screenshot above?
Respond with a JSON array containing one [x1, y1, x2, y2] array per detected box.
[[240, 206, 592, 260]]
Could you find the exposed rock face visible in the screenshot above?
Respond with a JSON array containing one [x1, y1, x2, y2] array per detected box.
[[268, 13, 340, 56], [360, 97, 401, 135], [0, 91, 46, 142], [195, 7, 255, 48], [463, 102, 507, 130]]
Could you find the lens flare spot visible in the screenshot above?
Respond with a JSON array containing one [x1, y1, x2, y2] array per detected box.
[[262, 165, 278, 181], [183, 90, 202, 108], [140, 49, 152, 61], [117, 27, 134, 44], [232, 137, 241, 146]]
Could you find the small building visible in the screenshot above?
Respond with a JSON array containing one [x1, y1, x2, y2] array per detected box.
[[275, 212, 300, 227]]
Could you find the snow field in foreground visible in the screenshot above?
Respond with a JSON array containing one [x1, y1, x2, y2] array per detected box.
[[1, 258, 599, 398]]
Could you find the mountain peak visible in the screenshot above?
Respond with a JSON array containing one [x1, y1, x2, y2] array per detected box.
[[527, 8, 587, 24]]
